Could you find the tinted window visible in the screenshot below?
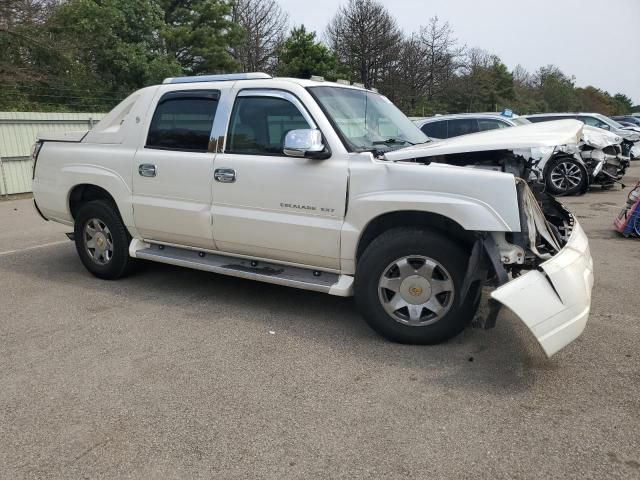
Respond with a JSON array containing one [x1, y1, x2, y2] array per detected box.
[[527, 115, 575, 123], [447, 118, 479, 137], [147, 93, 218, 152], [227, 96, 310, 155], [420, 120, 447, 139], [478, 119, 510, 131]]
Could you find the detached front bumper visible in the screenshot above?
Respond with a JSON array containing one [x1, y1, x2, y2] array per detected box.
[[490, 221, 594, 357]]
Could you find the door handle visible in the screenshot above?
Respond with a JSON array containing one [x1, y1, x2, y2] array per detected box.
[[214, 168, 236, 183], [138, 164, 157, 177]]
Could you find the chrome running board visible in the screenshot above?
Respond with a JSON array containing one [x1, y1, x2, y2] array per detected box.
[[129, 239, 354, 296]]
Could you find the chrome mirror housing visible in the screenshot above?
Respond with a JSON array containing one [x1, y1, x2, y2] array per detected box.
[[283, 129, 329, 159]]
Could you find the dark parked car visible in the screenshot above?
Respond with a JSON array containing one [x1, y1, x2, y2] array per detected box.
[[415, 113, 530, 140]]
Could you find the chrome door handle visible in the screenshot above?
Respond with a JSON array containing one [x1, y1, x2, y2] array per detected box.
[[138, 164, 157, 177], [214, 168, 236, 183]]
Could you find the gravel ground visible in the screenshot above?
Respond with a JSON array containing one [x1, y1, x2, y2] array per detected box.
[[1, 165, 639, 479]]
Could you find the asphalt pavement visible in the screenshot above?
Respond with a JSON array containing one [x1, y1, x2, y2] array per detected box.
[[1, 165, 639, 479]]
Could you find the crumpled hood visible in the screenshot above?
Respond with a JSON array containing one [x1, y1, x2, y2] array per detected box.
[[618, 127, 640, 142], [581, 125, 622, 149], [620, 125, 640, 138], [384, 119, 583, 161]]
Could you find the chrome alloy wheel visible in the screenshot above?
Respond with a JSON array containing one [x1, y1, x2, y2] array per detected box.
[[550, 161, 582, 192], [83, 218, 114, 265], [378, 256, 455, 326]]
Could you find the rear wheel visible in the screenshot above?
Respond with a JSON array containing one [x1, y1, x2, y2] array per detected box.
[[354, 228, 473, 345], [545, 156, 587, 196], [73, 200, 136, 280]]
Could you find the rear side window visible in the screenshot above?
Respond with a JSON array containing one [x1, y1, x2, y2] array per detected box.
[[146, 91, 219, 152], [227, 96, 310, 155], [478, 119, 509, 131], [447, 118, 479, 137], [420, 120, 447, 139]]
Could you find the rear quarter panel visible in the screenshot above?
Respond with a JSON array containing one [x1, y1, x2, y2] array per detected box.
[[32, 87, 157, 230]]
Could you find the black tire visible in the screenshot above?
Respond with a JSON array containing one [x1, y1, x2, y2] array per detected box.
[[73, 199, 136, 280], [354, 227, 473, 345], [545, 156, 588, 196]]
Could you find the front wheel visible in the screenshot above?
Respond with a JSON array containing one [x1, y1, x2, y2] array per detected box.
[[354, 228, 473, 345], [545, 156, 588, 196], [73, 200, 136, 280]]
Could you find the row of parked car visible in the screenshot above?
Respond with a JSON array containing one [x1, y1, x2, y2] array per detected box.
[[413, 112, 640, 196]]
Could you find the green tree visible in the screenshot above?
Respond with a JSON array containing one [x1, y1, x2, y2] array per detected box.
[[0, 0, 64, 110], [612, 93, 634, 114], [534, 65, 576, 112], [46, 0, 182, 110], [275, 26, 343, 80], [158, 0, 240, 75], [445, 50, 514, 113], [574, 87, 617, 115]]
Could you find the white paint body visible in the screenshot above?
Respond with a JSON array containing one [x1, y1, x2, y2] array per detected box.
[[32, 77, 594, 356]]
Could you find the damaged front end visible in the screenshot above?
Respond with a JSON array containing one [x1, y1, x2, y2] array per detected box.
[[580, 127, 629, 187], [482, 180, 594, 356], [381, 122, 594, 355]]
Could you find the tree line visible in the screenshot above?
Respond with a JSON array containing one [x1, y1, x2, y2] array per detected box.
[[1, 0, 637, 115]]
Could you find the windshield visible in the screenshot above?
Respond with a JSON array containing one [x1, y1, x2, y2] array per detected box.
[[510, 117, 531, 126], [594, 113, 624, 129], [308, 86, 428, 152]]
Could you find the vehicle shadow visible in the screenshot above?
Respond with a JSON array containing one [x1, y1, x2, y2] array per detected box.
[[2, 245, 553, 395]]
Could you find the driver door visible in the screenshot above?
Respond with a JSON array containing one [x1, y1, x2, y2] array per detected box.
[[211, 90, 347, 269]]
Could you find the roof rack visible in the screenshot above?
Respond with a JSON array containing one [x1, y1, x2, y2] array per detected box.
[[163, 72, 272, 84]]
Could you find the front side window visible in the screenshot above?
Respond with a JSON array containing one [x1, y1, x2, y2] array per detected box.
[[591, 114, 624, 130], [579, 115, 609, 129], [421, 120, 447, 139], [227, 96, 310, 155], [447, 118, 479, 137], [146, 91, 219, 152], [309, 86, 427, 152]]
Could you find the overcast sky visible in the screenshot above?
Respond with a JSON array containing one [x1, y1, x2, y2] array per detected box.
[[278, 0, 640, 104]]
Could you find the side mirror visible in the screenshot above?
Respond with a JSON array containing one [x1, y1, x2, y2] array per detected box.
[[283, 129, 330, 159], [599, 124, 610, 131]]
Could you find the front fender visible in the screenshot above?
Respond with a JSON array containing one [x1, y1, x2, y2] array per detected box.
[[341, 191, 516, 270], [341, 159, 522, 271]]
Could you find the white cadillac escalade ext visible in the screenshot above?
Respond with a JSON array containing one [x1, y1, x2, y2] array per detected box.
[[31, 73, 594, 356]]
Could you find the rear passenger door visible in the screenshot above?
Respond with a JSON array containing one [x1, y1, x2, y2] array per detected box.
[[132, 90, 219, 249]]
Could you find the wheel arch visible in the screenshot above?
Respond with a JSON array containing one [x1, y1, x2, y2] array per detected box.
[[68, 184, 120, 218], [355, 210, 476, 262]]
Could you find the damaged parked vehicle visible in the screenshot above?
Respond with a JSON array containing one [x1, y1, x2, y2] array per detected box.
[[524, 113, 640, 161], [415, 113, 628, 195], [32, 74, 593, 356]]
